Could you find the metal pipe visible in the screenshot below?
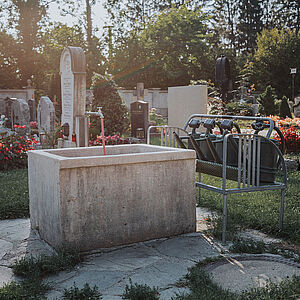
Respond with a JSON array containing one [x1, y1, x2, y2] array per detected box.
[[86, 107, 106, 155]]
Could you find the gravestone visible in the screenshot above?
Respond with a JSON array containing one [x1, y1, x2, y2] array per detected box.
[[130, 100, 149, 138], [60, 47, 88, 147], [11, 99, 30, 133], [28, 99, 36, 122], [294, 96, 300, 118], [0, 99, 5, 115], [37, 96, 55, 135]]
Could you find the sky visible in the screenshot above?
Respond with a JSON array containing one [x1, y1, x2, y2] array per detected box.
[[47, 0, 108, 36]]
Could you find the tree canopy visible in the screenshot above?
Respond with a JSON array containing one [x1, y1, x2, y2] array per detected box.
[[0, 0, 299, 102]]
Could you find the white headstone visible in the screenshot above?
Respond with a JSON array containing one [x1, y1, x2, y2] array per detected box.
[[294, 96, 300, 118], [60, 47, 87, 144], [37, 96, 55, 134], [167, 85, 208, 129]]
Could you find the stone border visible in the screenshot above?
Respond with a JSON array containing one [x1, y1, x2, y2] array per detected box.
[[204, 254, 300, 272]]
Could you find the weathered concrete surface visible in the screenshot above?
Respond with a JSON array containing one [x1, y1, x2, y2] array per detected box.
[[28, 144, 196, 251]]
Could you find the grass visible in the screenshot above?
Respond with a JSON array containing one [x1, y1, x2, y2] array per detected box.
[[0, 248, 83, 299], [12, 248, 83, 278], [0, 168, 29, 219], [229, 238, 300, 262], [199, 170, 300, 244], [173, 263, 300, 300]]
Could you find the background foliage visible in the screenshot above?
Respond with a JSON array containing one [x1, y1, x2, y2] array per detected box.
[[0, 0, 300, 109]]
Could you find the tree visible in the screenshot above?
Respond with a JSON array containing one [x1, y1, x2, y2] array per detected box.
[[108, 6, 212, 89], [253, 28, 300, 98], [103, 0, 203, 45], [272, 0, 300, 33], [91, 74, 129, 135], [0, 31, 20, 88], [39, 23, 86, 97], [8, 0, 47, 86], [211, 0, 239, 51], [236, 0, 264, 53]]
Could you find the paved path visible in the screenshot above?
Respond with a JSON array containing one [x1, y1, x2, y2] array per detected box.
[[0, 208, 300, 299]]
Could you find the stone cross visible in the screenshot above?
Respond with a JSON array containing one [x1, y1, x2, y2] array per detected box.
[[37, 96, 55, 135], [60, 47, 87, 147]]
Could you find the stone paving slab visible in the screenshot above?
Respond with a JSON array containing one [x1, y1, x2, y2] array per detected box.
[[46, 234, 219, 299], [0, 218, 55, 288]]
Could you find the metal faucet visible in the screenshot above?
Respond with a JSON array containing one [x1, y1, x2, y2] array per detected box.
[[85, 107, 106, 155], [85, 107, 104, 118]]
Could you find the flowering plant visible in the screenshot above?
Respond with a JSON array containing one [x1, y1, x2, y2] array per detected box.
[[0, 115, 7, 128], [14, 124, 26, 129], [269, 116, 300, 153], [0, 135, 38, 170], [89, 135, 131, 146], [30, 121, 38, 129]]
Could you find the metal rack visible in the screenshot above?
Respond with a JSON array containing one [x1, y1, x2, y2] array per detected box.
[[147, 114, 287, 244]]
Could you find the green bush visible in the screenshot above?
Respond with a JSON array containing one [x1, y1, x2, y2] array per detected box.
[[225, 101, 253, 116], [258, 85, 278, 116], [91, 74, 130, 136], [0, 279, 49, 300], [62, 283, 102, 300], [279, 96, 292, 118], [122, 279, 159, 300]]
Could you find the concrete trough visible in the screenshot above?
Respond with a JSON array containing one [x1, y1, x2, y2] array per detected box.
[[28, 144, 196, 251]]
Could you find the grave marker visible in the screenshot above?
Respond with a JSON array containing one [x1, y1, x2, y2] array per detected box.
[[60, 47, 87, 147], [11, 99, 30, 133], [37, 96, 55, 135], [294, 96, 300, 118]]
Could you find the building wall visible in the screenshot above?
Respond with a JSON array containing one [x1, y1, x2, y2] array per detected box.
[[118, 88, 168, 117]]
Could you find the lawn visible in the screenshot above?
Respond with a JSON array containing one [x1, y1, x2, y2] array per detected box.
[[0, 168, 29, 219], [199, 171, 300, 244]]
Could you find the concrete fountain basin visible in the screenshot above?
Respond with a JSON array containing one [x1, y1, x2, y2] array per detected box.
[[28, 144, 196, 251]]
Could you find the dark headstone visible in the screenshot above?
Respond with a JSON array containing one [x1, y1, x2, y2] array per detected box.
[[28, 99, 36, 122], [130, 100, 149, 139]]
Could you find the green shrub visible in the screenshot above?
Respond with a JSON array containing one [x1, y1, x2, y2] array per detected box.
[[62, 283, 102, 300], [258, 85, 278, 116], [225, 101, 253, 116], [0, 279, 49, 300], [122, 279, 160, 300], [279, 96, 292, 118], [91, 74, 130, 136]]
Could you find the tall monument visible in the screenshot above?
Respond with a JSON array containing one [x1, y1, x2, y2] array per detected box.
[[60, 47, 88, 147]]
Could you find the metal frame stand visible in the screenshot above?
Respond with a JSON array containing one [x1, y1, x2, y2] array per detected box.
[[147, 115, 287, 244]]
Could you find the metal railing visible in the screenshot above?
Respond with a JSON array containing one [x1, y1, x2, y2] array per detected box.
[[147, 125, 188, 148]]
